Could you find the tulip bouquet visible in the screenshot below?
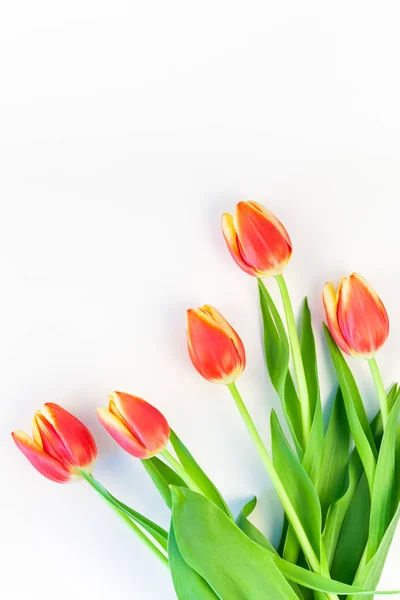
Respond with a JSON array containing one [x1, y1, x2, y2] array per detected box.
[[13, 201, 400, 599]]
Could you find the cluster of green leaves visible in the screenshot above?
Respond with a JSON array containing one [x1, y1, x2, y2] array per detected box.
[[258, 280, 400, 600]]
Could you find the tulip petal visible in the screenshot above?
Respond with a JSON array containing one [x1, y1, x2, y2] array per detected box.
[[248, 201, 292, 247], [41, 403, 97, 470], [187, 307, 245, 384], [234, 201, 292, 276], [221, 213, 259, 276], [31, 413, 43, 448], [338, 274, 389, 356], [97, 407, 151, 458], [12, 431, 71, 483], [323, 282, 354, 355], [110, 392, 170, 454], [34, 413, 77, 471], [201, 305, 246, 367]]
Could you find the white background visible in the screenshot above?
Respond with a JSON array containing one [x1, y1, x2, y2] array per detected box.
[[2, 1, 400, 598]]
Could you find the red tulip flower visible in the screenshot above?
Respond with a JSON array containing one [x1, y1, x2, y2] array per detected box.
[[187, 305, 246, 384], [222, 201, 292, 277], [323, 273, 389, 357], [12, 404, 97, 483], [97, 391, 170, 458]]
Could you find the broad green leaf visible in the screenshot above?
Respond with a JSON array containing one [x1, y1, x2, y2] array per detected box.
[[171, 486, 300, 600], [142, 456, 186, 509], [258, 279, 289, 396], [331, 472, 370, 584], [301, 298, 324, 485], [233, 498, 305, 600], [169, 429, 231, 517], [235, 496, 277, 553], [389, 386, 400, 511], [271, 410, 322, 562], [326, 389, 400, 579], [348, 498, 400, 600], [172, 488, 398, 597], [282, 524, 300, 563], [258, 279, 304, 454], [367, 395, 400, 560], [323, 451, 363, 568], [300, 298, 319, 418], [324, 325, 377, 493], [272, 554, 399, 595], [285, 373, 305, 456], [168, 522, 219, 600], [80, 471, 168, 550], [318, 388, 351, 521]]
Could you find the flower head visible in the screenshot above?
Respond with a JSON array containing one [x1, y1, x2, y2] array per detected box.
[[323, 273, 389, 357], [97, 392, 170, 458], [222, 201, 292, 277], [187, 305, 246, 383], [12, 404, 97, 483]]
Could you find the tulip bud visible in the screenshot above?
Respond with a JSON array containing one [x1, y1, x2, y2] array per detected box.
[[97, 392, 170, 458], [12, 404, 97, 483], [187, 305, 246, 384], [222, 201, 292, 277], [323, 273, 389, 357]]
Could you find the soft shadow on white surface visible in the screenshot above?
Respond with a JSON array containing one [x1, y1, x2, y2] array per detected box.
[[2, 2, 400, 598]]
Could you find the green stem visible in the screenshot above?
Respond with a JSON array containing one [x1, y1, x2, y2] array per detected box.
[[368, 357, 389, 428], [161, 448, 203, 495], [227, 383, 338, 600], [82, 472, 169, 567], [275, 273, 311, 443]]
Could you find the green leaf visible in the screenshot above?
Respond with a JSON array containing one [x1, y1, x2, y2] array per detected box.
[[141, 456, 186, 509], [367, 394, 400, 560], [331, 471, 370, 584], [258, 279, 304, 455], [326, 388, 400, 579], [272, 554, 399, 595], [171, 486, 300, 600], [80, 471, 168, 550], [168, 522, 219, 600], [171, 488, 398, 597], [300, 298, 319, 418], [169, 429, 231, 517], [348, 498, 400, 600], [270, 410, 322, 563], [280, 299, 325, 565], [323, 325, 377, 493], [301, 298, 324, 486], [322, 450, 363, 568], [235, 496, 277, 553], [318, 388, 351, 521]]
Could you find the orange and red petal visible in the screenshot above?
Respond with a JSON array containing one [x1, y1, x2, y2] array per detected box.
[[187, 308, 245, 383], [323, 282, 354, 355], [338, 274, 389, 356], [221, 213, 259, 276], [110, 392, 170, 454], [12, 431, 71, 483], [96, 408, 152, 458], [197, 305, 246, 368], [34, 413, 76, 470], [234, 201, 292, 276], [247, 201, 292, 248], [41, 403, 97, 469]]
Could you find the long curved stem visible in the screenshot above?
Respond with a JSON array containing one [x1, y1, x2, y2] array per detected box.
[[82, 472, 169, 567], [368, 356, 389, 429], [275, 273, 311, 443], [161, 448, 203, 494], [227, 382, 338, 600]]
